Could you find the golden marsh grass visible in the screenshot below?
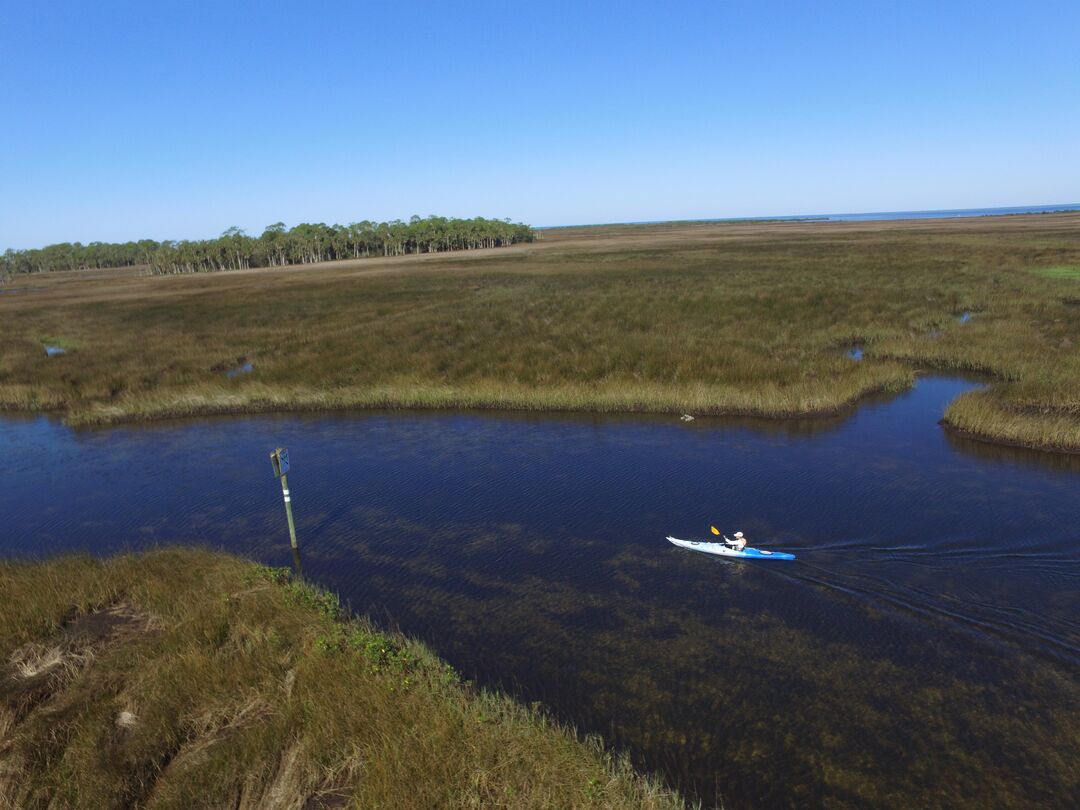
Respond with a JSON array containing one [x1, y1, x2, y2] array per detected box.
[[0, 548, 686, 809], [2, 214, 1079, 450]]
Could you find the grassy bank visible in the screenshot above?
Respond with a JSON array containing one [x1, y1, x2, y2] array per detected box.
[[2, 215, 1079, 450], [0, 548, 684, 809]]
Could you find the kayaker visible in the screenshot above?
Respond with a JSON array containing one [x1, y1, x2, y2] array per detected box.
[[727, 531, 747, 551]]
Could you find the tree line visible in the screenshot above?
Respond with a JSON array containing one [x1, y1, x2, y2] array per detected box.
[[1, 216, 536, 276], [2, 239, 162, 276]]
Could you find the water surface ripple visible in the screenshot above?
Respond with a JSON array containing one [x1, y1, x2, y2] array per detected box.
[[2, 376, 1078, 808]]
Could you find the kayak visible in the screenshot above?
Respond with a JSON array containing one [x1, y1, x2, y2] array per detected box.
[[666, 536, 796, 560]]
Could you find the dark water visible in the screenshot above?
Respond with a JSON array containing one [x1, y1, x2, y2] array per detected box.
[[2, 376, 1078, 808]]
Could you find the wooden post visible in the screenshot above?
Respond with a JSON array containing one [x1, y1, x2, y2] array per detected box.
[[270, 448, 299, 553], [279, 472, 298, 549]]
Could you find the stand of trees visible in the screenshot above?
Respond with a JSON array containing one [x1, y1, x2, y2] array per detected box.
[[2, 240, 162, 275], [0, 216, 536, 276]]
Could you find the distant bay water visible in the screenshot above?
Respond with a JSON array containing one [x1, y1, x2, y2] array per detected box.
[[543, 202, 1080, 229], [823, 202, 1080, 221]]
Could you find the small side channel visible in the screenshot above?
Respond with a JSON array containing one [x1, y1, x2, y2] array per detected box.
[[225, 361, 254, 379]]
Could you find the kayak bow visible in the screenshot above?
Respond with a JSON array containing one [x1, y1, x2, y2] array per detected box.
[[666, 536, 796, 560]]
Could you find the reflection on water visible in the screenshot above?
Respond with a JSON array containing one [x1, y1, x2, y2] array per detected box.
[[2, 377, 1078, 808], [945, 429, 1080, 473]]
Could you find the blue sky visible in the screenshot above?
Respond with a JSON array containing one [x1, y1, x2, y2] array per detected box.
[[2, 0, 1078, 248]]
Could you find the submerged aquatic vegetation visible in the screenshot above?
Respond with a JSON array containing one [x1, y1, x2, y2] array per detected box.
[[310, 515, 1080, 809]]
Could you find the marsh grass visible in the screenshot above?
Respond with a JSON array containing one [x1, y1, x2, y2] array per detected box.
[[1036, 265, 1080, 280], [38, 335, 79, 351], [943, 388, 1080, 451], [2, 215, 1079, 449], [61, 371, 914, 426], [0, 548, 686, 809]]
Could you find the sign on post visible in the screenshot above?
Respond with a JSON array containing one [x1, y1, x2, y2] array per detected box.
[[270, 448, 290, 477]]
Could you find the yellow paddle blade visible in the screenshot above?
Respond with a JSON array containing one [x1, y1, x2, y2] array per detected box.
[[710, 526, 720, 536]]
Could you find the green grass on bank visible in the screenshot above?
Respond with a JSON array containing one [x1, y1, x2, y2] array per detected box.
[[1036, 265, 1080, 280], [38, 335, 79, 351], [0, 548, 685, 809], [2, 216, 1080, 451]]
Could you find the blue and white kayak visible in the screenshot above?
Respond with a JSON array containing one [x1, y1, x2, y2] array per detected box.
[[666, 536, 796, 560]]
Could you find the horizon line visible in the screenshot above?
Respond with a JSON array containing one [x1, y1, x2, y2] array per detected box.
[[5, 202, 1080, 253], [535, 202, 1080, 230]]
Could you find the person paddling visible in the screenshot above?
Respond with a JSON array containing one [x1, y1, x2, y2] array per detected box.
[[710, 525, 747, 551], [725, 531, 747, 551]]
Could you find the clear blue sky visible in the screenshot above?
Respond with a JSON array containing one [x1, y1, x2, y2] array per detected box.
[[3, 0, 1078, 248]]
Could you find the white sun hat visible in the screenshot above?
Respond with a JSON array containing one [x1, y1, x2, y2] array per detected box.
[[734, 531, 744, 538]]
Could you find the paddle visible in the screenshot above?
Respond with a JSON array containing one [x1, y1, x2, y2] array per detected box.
[[712, 525, 736, 546]]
